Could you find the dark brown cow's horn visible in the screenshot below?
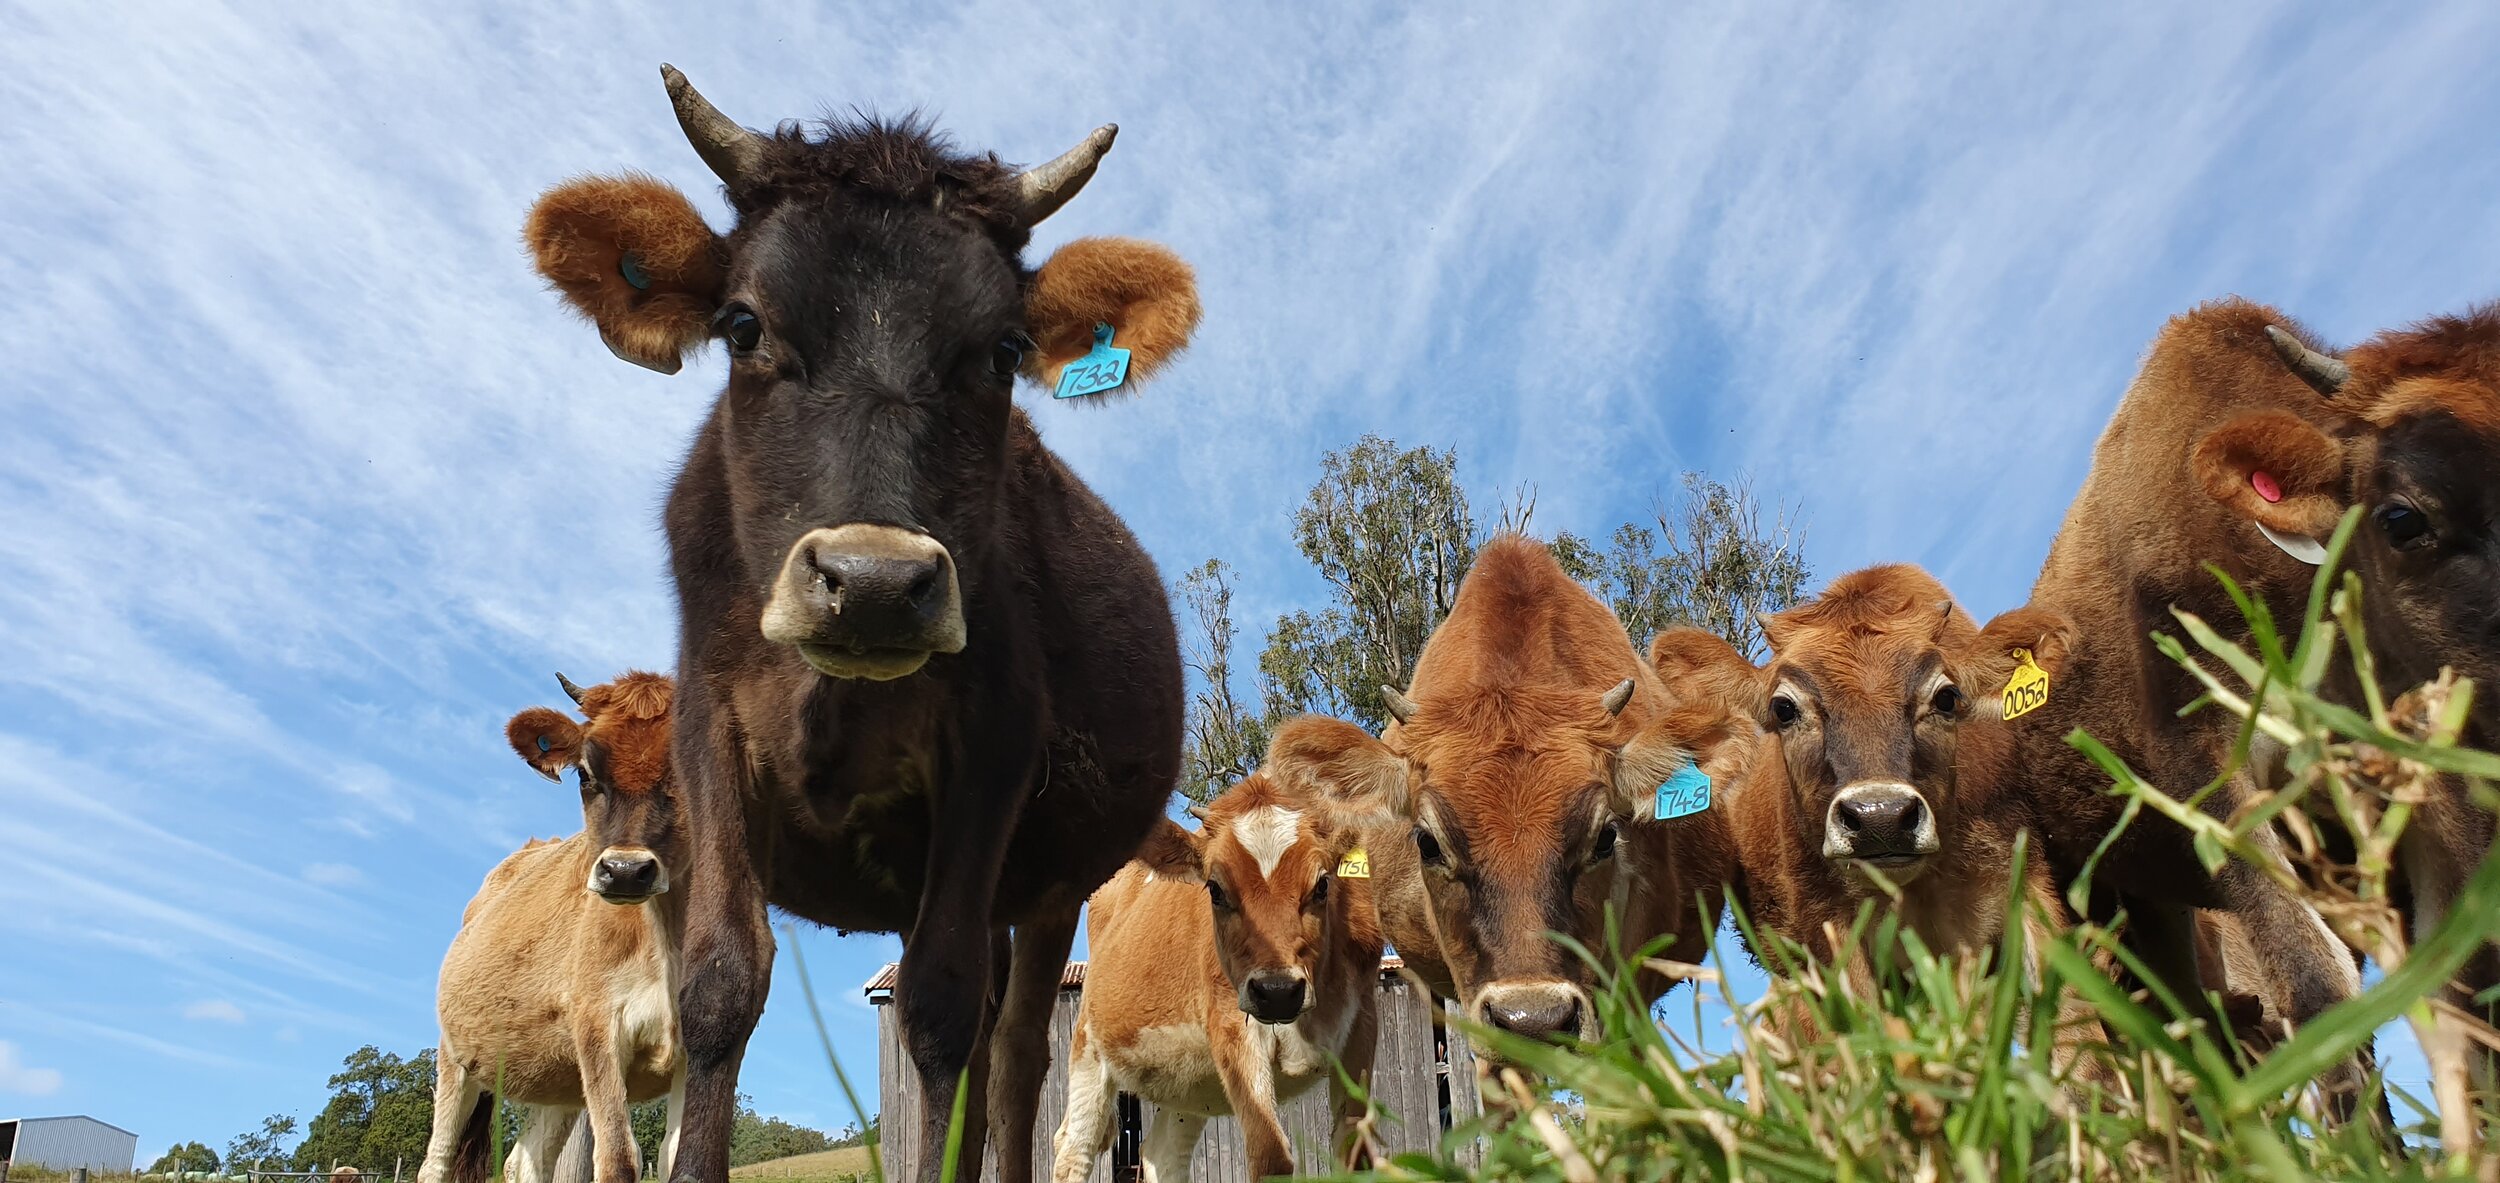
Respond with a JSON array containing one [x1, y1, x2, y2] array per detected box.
[[2265, 325, 2349, 396], [1600, 678, 1635, 717], [1381, 685, 1419, 725], [556, 673, 589, 705], [1015, 125, 1118, 228], [662, 64, 767, 188]]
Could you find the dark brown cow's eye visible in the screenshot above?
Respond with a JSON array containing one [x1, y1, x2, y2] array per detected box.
[[1413, 827, 1445, 866], [1589, 823, 1619, 865], [1206, 879, 1232, 911], [1770, 695, 1802, 728], [991, 331, 1030, 376], [720, 307, 763, 354], [1929, 684, 1964, 715], [1307, 875, 1330, 907], [2378, 501, 2433, 550]]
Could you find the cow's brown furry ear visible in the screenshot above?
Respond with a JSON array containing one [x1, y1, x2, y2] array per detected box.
[[1965, 604, 2078, 707], [523, 174, 726, 375], [1024, 237, 1201, 394], [1134, 817, 1207, 884], [1650, 627, 1767, 723], [1262, 714, 1411, 823], [2192, 410, 2348, 540], [506, 707, 583, 782]]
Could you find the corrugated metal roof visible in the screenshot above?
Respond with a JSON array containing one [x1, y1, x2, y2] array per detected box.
[[860, 956, 1409, 999], [2, 1115, 140, 1137]]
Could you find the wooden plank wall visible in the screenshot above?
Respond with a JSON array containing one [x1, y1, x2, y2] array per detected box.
[[876, 972, 1485, 1182]]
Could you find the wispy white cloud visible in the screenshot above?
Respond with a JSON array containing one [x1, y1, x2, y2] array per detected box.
[[183, 1000, 247, 1024], [0, 1041, 64, 1096]]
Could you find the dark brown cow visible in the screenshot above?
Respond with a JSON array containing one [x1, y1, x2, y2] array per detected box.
[[2190, 301, 2500, 1020], [1052, 763, 1384, 1181], [2012, 299, 2382, 1105], [521, 68, 1202, 1183], [1655, 569, 2115, 1094], [1260, 535, 1746, 1046]]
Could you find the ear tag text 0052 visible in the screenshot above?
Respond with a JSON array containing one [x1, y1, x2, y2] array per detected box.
[[1053, 322, 1131, 399], [1655, 764, 1712, 820], [1336, 846, 1372, 879], [2002, 648, 2050, 721]]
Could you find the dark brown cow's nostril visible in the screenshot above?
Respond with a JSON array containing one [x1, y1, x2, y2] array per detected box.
[[1242, 973, 1306, 1023], [811, 551, 947, 630], [594, 856, 660, 899], [1834, 794, 1925, 856], [1485, 995, 1581, 1041]]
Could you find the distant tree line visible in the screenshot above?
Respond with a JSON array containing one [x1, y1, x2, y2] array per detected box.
[[147, 1046, 848, 1176], [1179, 434, 1810, 802]]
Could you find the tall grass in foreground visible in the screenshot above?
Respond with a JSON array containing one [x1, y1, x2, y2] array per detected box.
[[1334, 510, 2499, 1182]]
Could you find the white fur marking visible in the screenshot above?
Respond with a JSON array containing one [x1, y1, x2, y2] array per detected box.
[[1234, 806, 1303, 878]]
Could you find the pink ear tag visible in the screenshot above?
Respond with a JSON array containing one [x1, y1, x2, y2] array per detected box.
[[2251, 471, 2283, 504]]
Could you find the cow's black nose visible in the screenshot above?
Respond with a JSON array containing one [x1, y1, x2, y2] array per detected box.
[[1484, 995, 1581, 1041], [1243, 973, 1306, 1022], [594, 855, 660, 899], [813, 550, 948, 626], [1834, 793, 1926, 856]]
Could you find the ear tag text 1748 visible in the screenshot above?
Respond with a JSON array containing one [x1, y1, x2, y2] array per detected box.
[[2002, 648, 2050, 721], [1336, 846, 1371, 879], [1053, 322, 1131, 399], [1655, 763, 1712, 820]]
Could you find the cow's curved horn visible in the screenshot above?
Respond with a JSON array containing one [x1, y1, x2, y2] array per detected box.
[[556, 673, 589, 705], [1600, 678, 1635, 717], [1014, 125, 1118, 228], [662, 64, 768, 188], [1381, 685, 1419, 725], [1185, 802, 1209, 822], [2266, 325, 2349, 397]]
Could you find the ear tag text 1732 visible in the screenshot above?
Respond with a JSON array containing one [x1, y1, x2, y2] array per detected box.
[[1336, 846, 1371, 879], [2002, 648, 2050, 721], [1053, 322, 1131, 399], [1655, 763, 1712, 820]]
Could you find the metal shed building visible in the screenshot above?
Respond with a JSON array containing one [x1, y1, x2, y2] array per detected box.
[[865, 957, 1485, 1183], [1, 1115, 140, 1175]]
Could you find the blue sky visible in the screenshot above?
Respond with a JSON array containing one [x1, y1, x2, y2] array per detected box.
[[6, 0, 2500, 1161]]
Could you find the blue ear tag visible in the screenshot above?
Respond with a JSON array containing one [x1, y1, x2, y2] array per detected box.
[[618, 253, 652, 291], [537, 735, 552, 753], [1052, 323, 1131, 399], [1655, 763, 1712, 820]]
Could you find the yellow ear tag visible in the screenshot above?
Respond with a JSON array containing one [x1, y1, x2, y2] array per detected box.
[[1336, 846, 1371, 879], [2002, 648, 2050, 721]]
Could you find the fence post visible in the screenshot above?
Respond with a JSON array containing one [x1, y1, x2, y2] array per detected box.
[[74, 1169, 88, 1183]]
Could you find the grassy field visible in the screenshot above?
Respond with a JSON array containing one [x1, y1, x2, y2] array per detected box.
[[727, 1146, 875, 1183]]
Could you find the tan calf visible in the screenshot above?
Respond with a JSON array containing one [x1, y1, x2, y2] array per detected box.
[[420, 673, 687, 1183], [1051, 765, 1384, 1183], [1656, 567, 2115, 1095]]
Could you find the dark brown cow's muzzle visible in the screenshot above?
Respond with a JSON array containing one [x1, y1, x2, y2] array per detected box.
[[1823, 781, 1940, 879], [761, 525, 967, 680], [588, 847, 669, 904]]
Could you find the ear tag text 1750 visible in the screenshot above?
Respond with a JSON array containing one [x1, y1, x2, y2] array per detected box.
[[1053, 323, 1131, 399], [1655, 764, 1712, 820], [1336, 846, 1372, 879], [2002, 648, 2050, 721]]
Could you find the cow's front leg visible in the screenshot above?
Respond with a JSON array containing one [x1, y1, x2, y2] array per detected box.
[[991, 906, 1080, 1183], [668, 720, 773, 1183], [898, 712, 1038, 1182]]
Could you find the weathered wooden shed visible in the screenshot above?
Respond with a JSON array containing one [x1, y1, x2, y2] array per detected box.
[[0, 1115, 139, 1175], [865, 957, 1485, 1182]]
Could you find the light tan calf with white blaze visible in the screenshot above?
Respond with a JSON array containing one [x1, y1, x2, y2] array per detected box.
[[1052, 762, 1385, 1182], [421, 673, 688, 1183]]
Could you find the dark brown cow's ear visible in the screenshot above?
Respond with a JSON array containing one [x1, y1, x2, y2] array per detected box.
[[1262, 714, 1412, 823], [524, 173, 727, 374], [506, 707, 584, 782], [1023, 237, 1201, 394], [2191, 410, 2348, 545], [1134, 817, 1206, 885]]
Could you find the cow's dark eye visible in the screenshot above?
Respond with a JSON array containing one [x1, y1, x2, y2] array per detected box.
[[990, 332, 1030, 377], [1413, 827, 1445, 867], [721, 308, 763, 354], [1307, 875, 1330, 907], [1589, 823, 1619, 865], [2377, 501, 2434, 550], [1770, 694, 1802, 728], [1206, 879, 1232, 911], [1929, 684, 1963, 716]]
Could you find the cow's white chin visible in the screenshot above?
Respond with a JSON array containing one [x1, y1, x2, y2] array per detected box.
[[795, 643, 932, 681], [1842, 854, 1931, 887]]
